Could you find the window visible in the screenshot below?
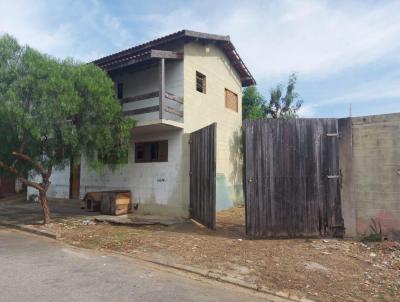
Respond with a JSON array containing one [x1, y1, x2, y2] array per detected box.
[[196, 71, 206, 93], [135, 141, 168, 163], [225, 88, 238, 112], [117, 83, 124, 99]]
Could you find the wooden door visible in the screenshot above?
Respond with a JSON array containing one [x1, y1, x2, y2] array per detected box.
[[189, 123, 217, 229]]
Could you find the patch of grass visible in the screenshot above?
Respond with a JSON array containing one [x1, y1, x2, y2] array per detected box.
[[362, 233, 382, 242], [362, 219, 384, 242]]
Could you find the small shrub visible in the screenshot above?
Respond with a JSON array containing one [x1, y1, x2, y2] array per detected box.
[[362, 218, 384, 242]]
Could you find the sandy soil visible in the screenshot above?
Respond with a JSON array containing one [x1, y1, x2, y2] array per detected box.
[[55, 207, 400, 302]]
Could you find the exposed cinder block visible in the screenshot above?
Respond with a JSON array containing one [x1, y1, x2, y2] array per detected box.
[[340, 113, 400, 240]]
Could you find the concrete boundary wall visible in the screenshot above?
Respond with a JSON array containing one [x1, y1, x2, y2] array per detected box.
[[339, 113, 400, 240]]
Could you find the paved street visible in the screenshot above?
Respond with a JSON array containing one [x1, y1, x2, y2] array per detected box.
[[0, 228, 270, 302]]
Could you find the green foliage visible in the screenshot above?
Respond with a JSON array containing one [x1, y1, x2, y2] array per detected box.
[[242, 73, 303, 120], [265, 73, 303, 119], [242, 86, 264, 120], [0, 34, 134, 178]]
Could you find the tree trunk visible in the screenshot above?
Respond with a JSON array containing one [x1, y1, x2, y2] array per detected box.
[[39, 191, 51, 224]]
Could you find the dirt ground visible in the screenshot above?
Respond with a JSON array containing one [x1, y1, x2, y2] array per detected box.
[[53, 206, 400, 302]]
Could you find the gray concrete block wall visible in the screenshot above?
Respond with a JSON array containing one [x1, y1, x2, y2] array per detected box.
[[340, 113, 400, 240]]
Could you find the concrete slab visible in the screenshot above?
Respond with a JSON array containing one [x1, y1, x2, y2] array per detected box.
[[93, 214, 187, 226]]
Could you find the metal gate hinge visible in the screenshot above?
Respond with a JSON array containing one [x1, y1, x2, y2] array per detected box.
[[327, 175, 340, 179]]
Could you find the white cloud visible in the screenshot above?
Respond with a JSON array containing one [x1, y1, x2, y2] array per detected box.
[[2, 0, 400, 81], [142, 0, 400, 82], [299, 74, 400, 117], [297, 104, 317, 118], [316, 77, 400, 106], [0, 0, 135, 61], [0, 0, 74, 56], [1, 0, 400, 118]]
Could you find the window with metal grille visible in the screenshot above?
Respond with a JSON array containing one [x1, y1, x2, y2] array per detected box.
[[225, 88, 238, 112], [135, 141, 168, 163], [117, 83, 124, 99], [196, 71, 206, 94]]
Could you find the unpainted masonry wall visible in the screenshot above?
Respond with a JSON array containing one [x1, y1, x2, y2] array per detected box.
[[340, 113, 400, 240], [182, 42, 244, 211]]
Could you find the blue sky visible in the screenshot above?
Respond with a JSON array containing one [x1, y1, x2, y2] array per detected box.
[[1, 0, 400, 118]]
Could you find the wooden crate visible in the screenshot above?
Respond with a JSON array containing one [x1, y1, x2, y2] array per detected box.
[[100, 191, 131, 215]]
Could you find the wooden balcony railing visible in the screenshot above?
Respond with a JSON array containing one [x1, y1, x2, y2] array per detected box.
[[122, 90, 184, 123]]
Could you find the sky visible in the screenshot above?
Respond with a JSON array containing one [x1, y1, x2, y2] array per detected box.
[[1, 0, 399, 118]]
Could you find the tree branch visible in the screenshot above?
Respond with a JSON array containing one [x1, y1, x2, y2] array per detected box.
[[0, 161, 43, 192], [18, 177, 44, 192], [12, 152, 47, 176]]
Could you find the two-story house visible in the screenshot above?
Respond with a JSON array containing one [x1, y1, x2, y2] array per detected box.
[[29, 30, 255, 221]]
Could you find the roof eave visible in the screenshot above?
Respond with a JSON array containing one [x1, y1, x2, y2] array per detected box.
[[92, 30, 256, 87]]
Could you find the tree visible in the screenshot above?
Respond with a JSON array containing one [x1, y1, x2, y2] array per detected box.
[[242, 86, 264, 120], [242, 73, 303, 120], [0, 34, 134, 224], [265, 73, 303, 119]]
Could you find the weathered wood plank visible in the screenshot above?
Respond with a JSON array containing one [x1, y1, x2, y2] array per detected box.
[[159, 58, 165, 119], [150, 49, 183, 59], [121, 91, 159, 104], [165, 92, 184, 104], [164, 106, 183, 117], [104, 52, 152, 72], [123, 105, 159, 116], [189, 123, 216, 229]]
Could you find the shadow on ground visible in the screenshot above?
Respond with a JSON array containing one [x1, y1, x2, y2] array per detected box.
[[0, 195, 95, 226], [0, 194, 246, 239]]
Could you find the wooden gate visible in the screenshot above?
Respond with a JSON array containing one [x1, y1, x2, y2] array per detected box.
[[189, 123, 216, 229], [243, 119, 344, 238]]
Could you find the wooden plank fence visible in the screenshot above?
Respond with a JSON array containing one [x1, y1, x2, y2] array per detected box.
[[243, 119, 344, 238]]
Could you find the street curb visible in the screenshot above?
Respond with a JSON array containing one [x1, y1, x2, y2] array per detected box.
[[113, 251, 313, 302], [0, 222, 58, 239], [2, 225, 312, 302]]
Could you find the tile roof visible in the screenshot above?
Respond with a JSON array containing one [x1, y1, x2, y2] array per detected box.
[[92, 29, 255, 87]]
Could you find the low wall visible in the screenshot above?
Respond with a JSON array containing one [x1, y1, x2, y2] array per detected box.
[[340, 113, 400, 240]]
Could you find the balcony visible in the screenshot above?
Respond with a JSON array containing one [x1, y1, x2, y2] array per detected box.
[[109, 51, 184, 130], [122, 90, 184, 129]]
